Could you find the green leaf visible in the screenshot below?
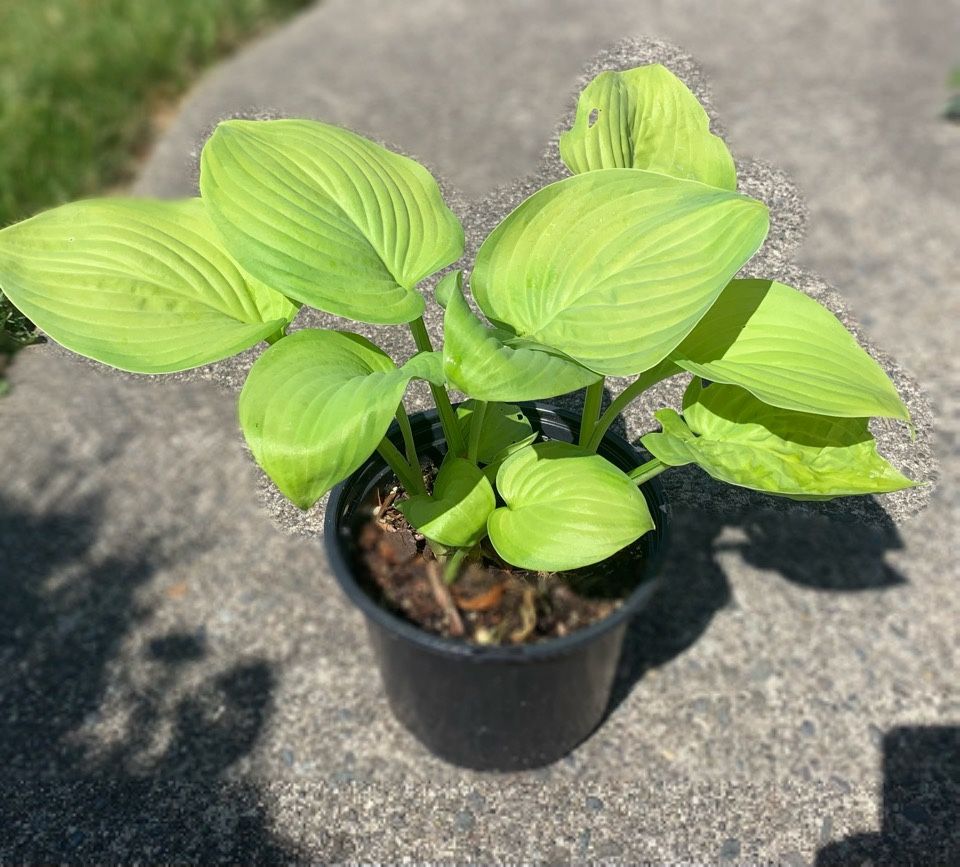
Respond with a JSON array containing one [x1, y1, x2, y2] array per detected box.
[[200, 119, 464, 325], [0, 198, 297, 373], [672, 279, 909, 420], [455, 400, 536, 464], [239, 329, 421, 509], [436, 270, 599, 400], [399, 350, 446, 386], [480, 437, 539, 487], [488, 442, 655, 570], [559, 64, 736, 190], [472, 170, 768, 377], [397, 457, 495, 547], [641, 379, 916, 499]]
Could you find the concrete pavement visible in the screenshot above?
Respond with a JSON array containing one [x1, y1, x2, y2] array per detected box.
[[2, 1, 958, 861]]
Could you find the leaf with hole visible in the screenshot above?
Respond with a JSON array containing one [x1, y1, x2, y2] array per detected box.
[[487, 442, 655, 570], [398, 457, 496, 547], [436, 270, 599, 400], [0, 198, 297, 373], [671, 279, 909, 420], [239, 329, 436, 509], [201, 119, 464, 325], [641, 379, 916, 499], [472, 169, 769, 376], [559, 64, 736, 189]]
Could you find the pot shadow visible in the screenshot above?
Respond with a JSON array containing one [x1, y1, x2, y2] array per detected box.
[[0, 492, 301, 862], [815, 725, 960, 864], [608, 467, 906, 713]]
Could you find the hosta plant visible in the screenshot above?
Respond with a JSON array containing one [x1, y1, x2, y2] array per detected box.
[[0, 65, 915, 596]]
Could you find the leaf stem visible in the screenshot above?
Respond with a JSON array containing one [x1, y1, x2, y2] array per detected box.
[[409, 316, 466, 457], [629, 457, 668, 485], [394, 404, 426, 495], [586, 360, 678, 453], [443, 546, 471, 585], [377, 436, 423, 494], [264, 325, 287, 345], [579, 378, 605, 447], [466, 400, 488, 465]]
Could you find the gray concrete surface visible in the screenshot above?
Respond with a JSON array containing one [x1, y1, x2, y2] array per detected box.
[[2, 1, 959, 862]]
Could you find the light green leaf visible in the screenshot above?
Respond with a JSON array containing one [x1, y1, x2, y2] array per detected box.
[[399, 350, 446, 386], [456, 399, 536, 464], [480, 437, 539, 487], [200, 119, 464, 325], [559, 64, 736, 190], [472, 169, 768, 376], [0, 198, 297, 373], [436, 270, 599, 400], [397, 457, 495, 547], [641, 379, 916, 499], [488, 442, 655, 571], [239, 329, 418, 509], [672, 279, 909, 420]]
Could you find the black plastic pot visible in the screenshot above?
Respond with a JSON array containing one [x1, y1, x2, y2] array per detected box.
[[324, 402, 670, 770]]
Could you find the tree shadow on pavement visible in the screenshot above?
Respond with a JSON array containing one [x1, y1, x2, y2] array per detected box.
[[0, 493, 301, 862], [815, 725, 960, 864]]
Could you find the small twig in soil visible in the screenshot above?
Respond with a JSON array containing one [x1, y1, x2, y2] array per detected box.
[[373, 486, 399, 517], [426, 560, 464, 637]]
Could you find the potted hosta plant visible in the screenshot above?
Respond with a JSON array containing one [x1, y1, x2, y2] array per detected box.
[[0, 64, 914, 770]]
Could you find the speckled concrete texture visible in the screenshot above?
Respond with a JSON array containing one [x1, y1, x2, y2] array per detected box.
[[2, 1, 958, 863]]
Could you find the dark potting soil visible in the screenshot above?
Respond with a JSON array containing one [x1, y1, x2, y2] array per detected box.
[[351, 471, 649, 646]]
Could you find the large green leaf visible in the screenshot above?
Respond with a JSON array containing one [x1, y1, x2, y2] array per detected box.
[[0, 198, 297, 373], [488, 442, 655, 571], [436, 270, 599, 400], [471, 169, 768, 376], [641, 379, 916, 499], [397, 457, 495, 547], [456, 400, 536, 464], [672, 279, 909, 420], [200, 119, 464, 325], [239, 329, 434, 509], [559, 64, 737, 190]]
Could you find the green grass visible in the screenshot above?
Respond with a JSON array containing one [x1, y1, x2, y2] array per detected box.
[[0, 0, 313, 368]]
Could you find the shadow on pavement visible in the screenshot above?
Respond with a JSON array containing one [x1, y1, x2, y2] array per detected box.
[[816, 725, 960, 864], [608, 467, 906, 711], [0, 493, 300, 862]]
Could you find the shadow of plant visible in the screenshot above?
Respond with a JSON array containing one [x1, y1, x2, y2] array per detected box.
[[608, 466, 906, 711], [816, 725, 960, 864], [0, 493, 298, 862]]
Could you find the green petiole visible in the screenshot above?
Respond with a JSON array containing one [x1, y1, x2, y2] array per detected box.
[[377, 436, 425, 495], [395, 403, 425, 494], [409, 316, 467, 457], [443, 546, 471, 585], [586, 360, 678, 453], [466, 399, 488, 465], [579, 378, 605, 447], [628, 457, 668, 485]]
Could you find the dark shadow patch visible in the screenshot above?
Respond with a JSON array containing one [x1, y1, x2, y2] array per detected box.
[[816, 726, 960, 865], [148, 631, 207, 664], [608, 471, 905, 713], [0, 494, 302, 862]]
